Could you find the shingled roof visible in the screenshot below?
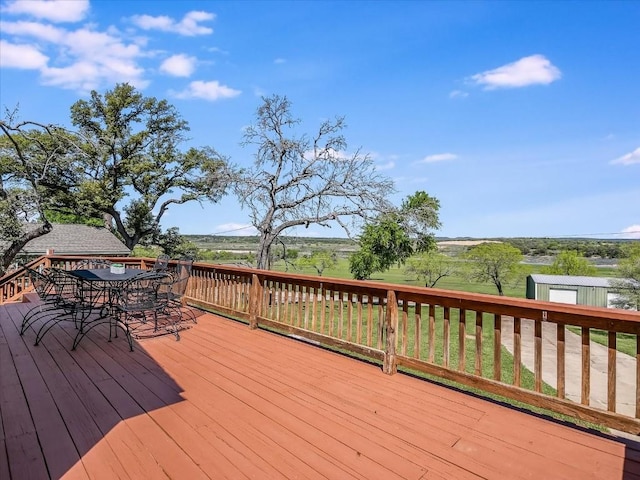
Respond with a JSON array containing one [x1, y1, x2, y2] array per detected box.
[[12, 224, 130, 256]]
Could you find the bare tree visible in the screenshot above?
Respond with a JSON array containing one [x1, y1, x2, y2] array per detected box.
[[235, 95, 394, 269]]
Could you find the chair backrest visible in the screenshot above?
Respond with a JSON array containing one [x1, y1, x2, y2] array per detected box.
[[170, 256, 193, 298], [116, 271, 172, 310], [26, 267, 56, 299], [176, 256, 193, 276], [153, 254, 170, 271], [48, 268, 80, 306], [74, 259, 112, 270]]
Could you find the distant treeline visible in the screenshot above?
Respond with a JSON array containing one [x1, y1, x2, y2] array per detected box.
[[184, 235, 636, 259], [499, 237, 633, 258]]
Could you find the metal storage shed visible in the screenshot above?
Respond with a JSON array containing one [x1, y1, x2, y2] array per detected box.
[[526, 274, 621, 308]]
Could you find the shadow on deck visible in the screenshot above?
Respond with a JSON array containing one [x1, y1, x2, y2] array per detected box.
[[1, 299, 639, 479]]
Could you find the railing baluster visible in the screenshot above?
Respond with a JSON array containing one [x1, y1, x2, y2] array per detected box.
[[557, 324, 565, 399], [494, 314, 501, 382], [415, 303, 422, 361], [367, 301, 373, 347], [475, 311, 483, 377], [338, 292, 344, 339], [443, 306, 450, 368], [311, 286, 317, 331], [582, 327, 591, 406], [514, 317, 521, 387], [377, 302, 384, 350], [401, 300, 408, 356], [428, 304, 435, 363], [608, 331, 616, 412], [329, 290, 335, 337], [458, 309, 466, 372], [535, 319, 542, 393], [356, 294, 363, 345]]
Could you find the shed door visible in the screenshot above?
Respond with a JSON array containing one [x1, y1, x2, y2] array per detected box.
[[549, 289, 577, 305]]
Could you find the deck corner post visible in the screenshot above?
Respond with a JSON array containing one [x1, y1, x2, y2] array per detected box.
[[383, 289, 398, 375], [249, 273, 261, 329]]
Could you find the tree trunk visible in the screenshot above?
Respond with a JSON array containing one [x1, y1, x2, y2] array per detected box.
[[0, 222, 52, 275], [256, 234, 273, 270]]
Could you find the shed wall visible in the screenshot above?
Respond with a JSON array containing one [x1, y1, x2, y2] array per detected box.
[[533, 283, 609, 308]]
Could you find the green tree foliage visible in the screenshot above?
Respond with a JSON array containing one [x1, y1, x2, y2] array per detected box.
[[464, 242, 525, 296], [349, 191, 441, 280], [155, 227, 198, 258], [610, 242, 640, 310], [68, 83, 232, 249], [350, 217, 412, 280], [297, 250, 338, 276], [234, 94, 394, 269], [543, 250, 597, 276], [0, 118, 78, 274], [405, 251, 457, 288], [44, 210, 103, 227]]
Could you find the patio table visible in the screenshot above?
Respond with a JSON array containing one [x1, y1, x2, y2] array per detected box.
[[68, 267, 146, 349]]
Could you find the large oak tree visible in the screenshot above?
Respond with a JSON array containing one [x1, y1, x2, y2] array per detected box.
[[69, 83, 232, 249]]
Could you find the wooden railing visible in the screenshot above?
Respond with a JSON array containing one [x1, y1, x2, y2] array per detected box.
[[2, 255, 639, 433], [185, 262, 640, 434]]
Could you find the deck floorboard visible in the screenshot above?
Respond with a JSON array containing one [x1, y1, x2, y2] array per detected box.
[[1, 299, 639, 479]]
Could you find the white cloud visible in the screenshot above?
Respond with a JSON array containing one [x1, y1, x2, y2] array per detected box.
[[470, 54, 561, 89], [610, 147, 640, 166], [0, 40, 48, 69], [172, 80, 241, 101], [2, 0, 89, 23], [418, 153, 458, 163], [274, 58, 286, 64], [375, 161, 395, 171], [0, 19, 148, 92], [160, 54, 197, 77], [621, 225, 640, 239], [0, 20, 66, 42], [449, 90, 468, 99], [130, 11, 215, 36]]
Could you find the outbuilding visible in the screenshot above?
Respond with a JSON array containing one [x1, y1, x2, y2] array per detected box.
[[526, 274, 626, 309]]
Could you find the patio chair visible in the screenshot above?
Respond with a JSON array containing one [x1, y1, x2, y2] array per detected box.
[[21, 268, 81, 345], [20, 267, 59, 334], [152, 254, 170, 272], [73, 258, 113, 270], [163, 256, 196, 324], [110, 271, 177, 351]]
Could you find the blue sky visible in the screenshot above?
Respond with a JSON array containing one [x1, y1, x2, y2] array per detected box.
[[1, 0, 638, 239]]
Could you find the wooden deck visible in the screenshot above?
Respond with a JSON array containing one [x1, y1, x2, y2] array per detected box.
[[1, 300, 639, 480]]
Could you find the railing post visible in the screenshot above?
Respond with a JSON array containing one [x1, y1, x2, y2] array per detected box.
[[383, 290, 398, 375], [44, 250, 53, 268], [249, 274, 261, 329]]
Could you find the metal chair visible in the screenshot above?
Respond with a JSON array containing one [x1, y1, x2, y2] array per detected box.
[[109, 271, 177, 351], [164, 256, 196, 323], [73, 258, 113, 270], [152, 254, 170, 272], [21, 268, 80, 345]]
